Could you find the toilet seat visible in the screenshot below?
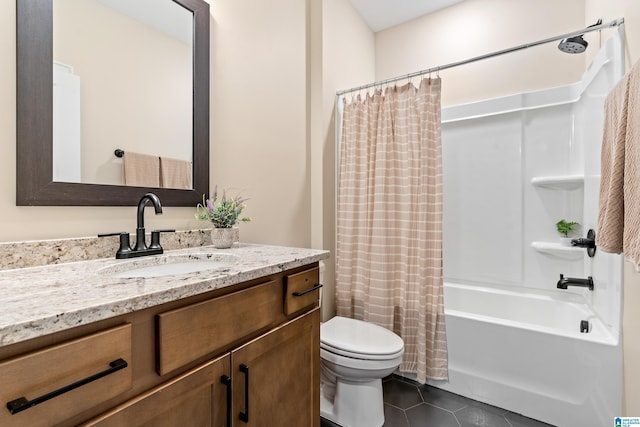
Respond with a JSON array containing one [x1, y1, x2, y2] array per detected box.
[[320, 342, 404, 361], [320, 316, 404, 360]]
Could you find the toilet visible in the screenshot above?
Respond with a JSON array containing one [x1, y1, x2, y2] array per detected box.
[[320, 316, 404, 427]]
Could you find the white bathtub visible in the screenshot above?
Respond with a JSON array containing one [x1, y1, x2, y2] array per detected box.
[[429, 282, 622, 427]]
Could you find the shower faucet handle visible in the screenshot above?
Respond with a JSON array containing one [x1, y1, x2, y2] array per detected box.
[[570, 229, 597, 258], [571, 238, 595, 248]]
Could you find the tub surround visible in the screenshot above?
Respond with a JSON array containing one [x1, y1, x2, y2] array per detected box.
[[438, 34, 624, 427], [0, 242, 330, 346], [442, 32, 623, 334]]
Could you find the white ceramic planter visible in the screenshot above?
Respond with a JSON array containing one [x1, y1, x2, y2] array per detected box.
[[211, 227, 239, 249]]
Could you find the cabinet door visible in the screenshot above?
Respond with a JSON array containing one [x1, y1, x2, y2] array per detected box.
[[81, 354, 231, 427], [231, 309, 320, 427]]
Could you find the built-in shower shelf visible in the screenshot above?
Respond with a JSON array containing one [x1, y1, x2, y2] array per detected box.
[[530, 175, 584, 190], [531, 242, 584, 260]]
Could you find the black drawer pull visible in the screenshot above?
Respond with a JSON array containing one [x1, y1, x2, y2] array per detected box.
[[292, 283, 323, 297], [220, 375, 232, 427], [6, 358, 128, 415], [239, 364, 250, 423]]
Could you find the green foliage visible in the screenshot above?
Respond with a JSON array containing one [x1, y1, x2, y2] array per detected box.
[[556, 219, 579, 237], [195, 185, 251, 228]]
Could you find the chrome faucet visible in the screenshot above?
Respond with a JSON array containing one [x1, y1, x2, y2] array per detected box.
[[557, 274, 594, 291], [98, 193, 174, 259]]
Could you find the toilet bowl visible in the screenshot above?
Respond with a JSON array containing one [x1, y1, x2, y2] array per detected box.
[[320, 316, 404, 427]]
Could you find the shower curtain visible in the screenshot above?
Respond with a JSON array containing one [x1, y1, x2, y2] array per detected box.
[[336, 78, 448, 382]]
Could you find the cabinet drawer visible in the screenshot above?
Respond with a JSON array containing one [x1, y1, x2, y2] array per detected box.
[[0, 324, 132, 427], [156, 280, 281, 375], [284, 267, 321, 315]]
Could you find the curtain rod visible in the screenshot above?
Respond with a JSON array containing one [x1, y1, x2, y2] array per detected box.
[[336, 17, 624, 97]]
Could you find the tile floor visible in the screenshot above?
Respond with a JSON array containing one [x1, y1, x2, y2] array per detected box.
[[320, 375, 555, 427]]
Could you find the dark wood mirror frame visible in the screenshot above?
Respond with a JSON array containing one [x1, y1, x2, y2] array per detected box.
[[16, 0, 209, 206]]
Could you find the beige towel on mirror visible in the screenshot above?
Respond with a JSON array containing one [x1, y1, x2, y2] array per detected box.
[[123, 151, 160, 187], [160, 157, 192, 189], [597, 59, 640, 269]]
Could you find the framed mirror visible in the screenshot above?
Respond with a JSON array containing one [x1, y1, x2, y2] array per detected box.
[[16, 0, 209, 206]]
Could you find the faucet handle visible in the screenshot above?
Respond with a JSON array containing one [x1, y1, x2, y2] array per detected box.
[[98, 232, 133, 259], [98, 232, 123, 238], [149, 229, 175, 250]]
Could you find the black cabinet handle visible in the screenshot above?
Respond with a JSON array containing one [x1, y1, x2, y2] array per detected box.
[[6, 358, 128, 415], [220, 375, 232, 427], [293, 283, 323, 297], [239, 364, 250, 423]]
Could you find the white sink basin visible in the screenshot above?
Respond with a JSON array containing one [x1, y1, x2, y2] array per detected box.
[[98, 253, 240, 279]]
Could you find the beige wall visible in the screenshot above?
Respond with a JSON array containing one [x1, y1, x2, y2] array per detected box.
[[375, 0, 586, 107], [317, 0, 375, 319], [586, 0, 640, 416], [209, 0, 310, 248]]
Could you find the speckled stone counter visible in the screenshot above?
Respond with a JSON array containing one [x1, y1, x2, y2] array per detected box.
[[0, 229, 213, 271], [0, 243, 330, 347]]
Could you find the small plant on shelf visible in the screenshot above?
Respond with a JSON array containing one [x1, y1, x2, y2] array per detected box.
[[556, 219, 580, 237]]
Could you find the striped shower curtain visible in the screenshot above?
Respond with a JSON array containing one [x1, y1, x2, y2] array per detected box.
[[336, 78, 448, 382]]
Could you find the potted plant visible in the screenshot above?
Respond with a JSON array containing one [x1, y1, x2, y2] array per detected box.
[[195, 185, 251, 248], [556, 219, 580, 246]]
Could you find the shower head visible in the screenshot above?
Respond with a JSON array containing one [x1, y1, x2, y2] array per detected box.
[[557, 19, 602, 54], [558, 35, 588, 54]]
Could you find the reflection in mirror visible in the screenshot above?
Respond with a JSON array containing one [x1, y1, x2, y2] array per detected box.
[[16, 0, 209, 206], [53, 0, 193, 189]]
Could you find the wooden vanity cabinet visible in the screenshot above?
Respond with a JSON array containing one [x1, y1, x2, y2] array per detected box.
[[0, 263, 322, 427], [83, 309, 320, 427]]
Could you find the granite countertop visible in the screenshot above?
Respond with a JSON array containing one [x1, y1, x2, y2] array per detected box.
[[0, 243, 330, 347]]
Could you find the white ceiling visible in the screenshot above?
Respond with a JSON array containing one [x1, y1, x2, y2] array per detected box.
[[349, 0, 464, 32]]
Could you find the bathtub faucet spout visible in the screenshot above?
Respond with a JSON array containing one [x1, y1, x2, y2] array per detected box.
[[557, 274, 594, 291]]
